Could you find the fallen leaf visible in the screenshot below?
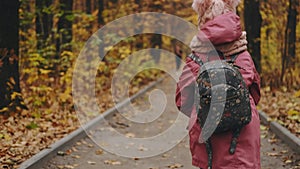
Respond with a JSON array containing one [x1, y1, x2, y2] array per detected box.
[[116, 122, 130, 128], [268, 138, 278, 144], [87, 161, 96, 165], [104, 160, 121, 165], [95, 149, 103, 155], [26, 122, 39, 129], [71, 155, 80, 159], [284, 159, 293, 164], [64, 165, 75, 169], [57, 151, 66, 156], [260, 134, 267, 138], [294, 90, 300, 98], [138, 146, 148, 151], [167, 163, 183, 168], [72, 147, 78, 152], [125, 133, 135, 138], [260, 125, 268, 131], [65, 149, 72, 155], [266, 152, 280, 156], [162, 153, 170, 158], [288, 110, 300, 116], [81, 140, 88, 145]]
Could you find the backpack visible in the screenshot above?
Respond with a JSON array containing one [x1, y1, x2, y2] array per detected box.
[[189, 51, 252, 169]]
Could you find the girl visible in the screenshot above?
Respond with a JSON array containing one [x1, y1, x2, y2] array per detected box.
[[175, 0, 261, 168]]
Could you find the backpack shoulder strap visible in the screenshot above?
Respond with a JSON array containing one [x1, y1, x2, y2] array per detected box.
[[188, 53, 204, 65], [189, 52, 240, 65], [226, 51, 245, 63], [225, 54, 238, 64], [230, 54, 239, 62]]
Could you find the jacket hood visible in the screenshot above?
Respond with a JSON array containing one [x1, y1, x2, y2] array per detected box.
[[197, 12, 242, 45]]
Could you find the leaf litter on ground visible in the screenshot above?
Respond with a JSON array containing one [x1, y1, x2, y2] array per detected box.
[[259, 88, 300, 137]]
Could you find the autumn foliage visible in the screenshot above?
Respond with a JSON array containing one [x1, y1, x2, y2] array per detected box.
[[0, 0, 299, 168]]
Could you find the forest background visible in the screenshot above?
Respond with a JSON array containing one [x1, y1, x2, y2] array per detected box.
[[0, 0, 299, 168]]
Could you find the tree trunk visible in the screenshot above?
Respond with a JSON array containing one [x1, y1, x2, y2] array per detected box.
[[86, 0, 91, 14], [56, 0, 73, 53], [148, 0, 162, 63], [135, 0, 141, 12], [36, 0, 53, 49], [98, 0, 105, 26], [0, 0, 27, 113], [150, 34, 162, 63], [244, 0, 262, 73], [97, 0, 106, 61], [281, 0, 298, 82]]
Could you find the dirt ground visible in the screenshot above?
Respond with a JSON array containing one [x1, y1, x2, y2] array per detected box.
[[41, 77, 300, 169]]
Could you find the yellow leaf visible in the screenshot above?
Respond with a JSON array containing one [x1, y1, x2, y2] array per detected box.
[[294, 90, 300, 98], [92, 9, 99, 17], [3, 134, 11, 140], [120, 54, 126, 59], [264, 86, 271, 92], [11, 92, 21, 100], [281, 86, 287, 92], [59, 93, 71, 102], [260, 125, 268, 131], [40, 69, 52, 74], [287, 110, 299, 116], [0, 107, 9, 113]]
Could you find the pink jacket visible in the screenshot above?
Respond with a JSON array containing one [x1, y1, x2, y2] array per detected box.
[[176, 12, 261, 169]]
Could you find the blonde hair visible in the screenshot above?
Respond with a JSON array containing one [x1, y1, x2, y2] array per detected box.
[[192, 0, 241, 27]]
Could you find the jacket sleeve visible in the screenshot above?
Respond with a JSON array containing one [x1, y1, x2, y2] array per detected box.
[[176, 58, 199, 117], [176, 85, 195, 117], [236, 51, 261, 105]]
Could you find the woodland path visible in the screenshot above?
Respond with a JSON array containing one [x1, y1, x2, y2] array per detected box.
[[41, 76, 300, 169]]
